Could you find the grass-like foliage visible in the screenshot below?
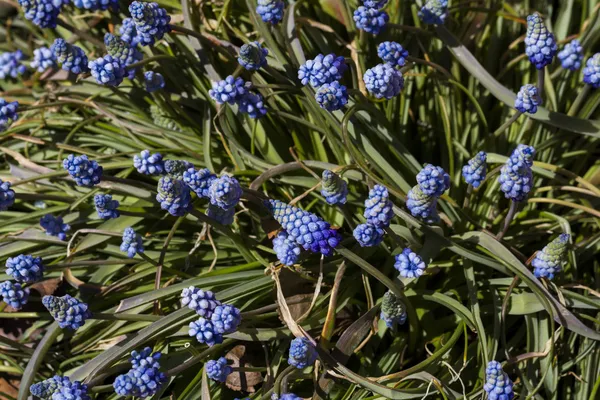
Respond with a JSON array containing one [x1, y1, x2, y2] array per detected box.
[[1, 0, 600, 399]]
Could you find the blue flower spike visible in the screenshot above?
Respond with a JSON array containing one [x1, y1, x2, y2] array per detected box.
[[183, 168, 216, 198], [30, 375, 68, 399], [394, 248, 427, 278], [272, 231, 302, 266], [52, 39, 89, 74], [525, 13, 558, 70], [211, 304, 242, 334], [94, 194, 120, 220], [40, 214, 70, 240], [89, 55, 127, 86], [363, 184, 394, 228], [181, 287, 221, 317], [406, 185, 439, 224], [315, 81, 348, 111], [353, 223, 384, 247], [73, 0, 118, 10], [238, 41, 268, 71], [121, 227, 144, 258], [104, 33, 143, 80], [144, 71, 165, 92], [0, 178, 16, 210], [288, 337, 317, 369], [363, 0, 388, 8], [189, 318, 223, 346], [209, 75, 250, 105], [0, 50, 27, 80], [418, 0, 448, 25], [583, 53, 600, 88], [498, 144, 536, 202], [156, 176, 193, 216], [0, 281, 30, 309], [206, 204, 236, 225], [113, 348, 167, 398], [128, 1, 171, 46], [515, 84, 542, 114], [364, 63, 404, 99], [206, 357, 233, 382], [42, 294, 92, 330], [377, 41, 409, 67], [532, 233, 570, 280], [416, 164, 450, 197], [256, 0, 285, 24], [18, 0, 62, 28], [62, 154, 103, 187], [320, 170, 348, 205], [30, 47, 57, 72], [5, 254, 44, 283], [380, 290, 407, 328], [558, 39, 583, 71], [50, 378, 90, 400], [462, 151, 487, 188], [208, 175, 242, 210], [484, 361, 514, 400], [238, 92, 268, 118], [134, 150, 164, 175], [298, 54, 347, 88], [354, 6, 389, 35]]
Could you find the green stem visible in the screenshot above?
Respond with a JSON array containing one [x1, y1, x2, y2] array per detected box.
[[492, 111, 522, 138], [93, 313, 160, 322], [496, 200, 519, 241], [462, 184, 473, 210], [126, 55, 177, 69], [537, 67, 546, 101], [567, 84, 591, 116]]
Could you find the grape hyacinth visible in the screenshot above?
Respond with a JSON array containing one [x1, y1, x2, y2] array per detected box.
[[272, 231, 302, 266], [406, 185, 439, 223], [353, 223, 385, 247], [278, 394, 302, 400], [144, 71, 165, 92], [128, 1, 171, 46], [238, 91, 268, 118], [0, 99, 19, 132], [377, 41, 409, 67], [104, 33, 142, 80], [156, 176, 193, 216], [315, 81, 348, 111], [73, 0, 118, 10], [557, 39, 583, 71], [5, 254, 43, 283], [394, 248, 427, 278], [113, 348, 167, 398], [417, 164, 450, 197], [209, 175, 242, 210], [40, 214, 70, 240], [94, 194, 120, 220], [63, 154, 103, 187], [30, 375, 68, 399], [183, 168, 216, 198], [266, 199, 342, 256], [462, 151, 487, 188], [532, 233, 570, 280], [320, 170, 348, 205], [120, 18, 142, 47], [288, 337, 317, 369], [514, 84, 542, 114], [418, 0, 448, 25], [30, 47, 57, 72], [364, 184, 394, 227], [52, 39, 89, 74], [209, 75, 250, 105], [133, 150, 164, 175], [42, 294, 92, 330], [380, 290, 407, 328], [0, 178, 15, 210], [206, 204, 236, 225], [353, 6, 389, 35], [164, 159, 193, 179], [364, 63, 404, 99], [181, 287, 221, 317], [0, 281, 30, 309], [89, 55, 127, 86], [0, 50, 27, 80], [18, 0, 62, 28], [525, 13, 558, 70], [189, 318, 223, 346], [206, 357, 233, 382], [51, 379, 90, 400], [121, 227, 144, 258], [298, 54, 347, 88], [583, 54, 600, 88], [363, 0, 388, 7], [484, 361, 514, 400], [238, 41, 268, 71], [211, 304, 242, 334], [256, 0, 285, 24], [498, 144, 536, 202]]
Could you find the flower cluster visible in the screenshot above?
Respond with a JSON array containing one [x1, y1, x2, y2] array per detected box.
[[94, 193, 120, 219], [120, 18, 142, 47], [377, 41, 409, 67], [288, 337, 317, 369], [113, 348, 167, 398], [206, 204, 235, 225], [104, 33, 142, 80], [272, 231, 301, 266], [315, 81, 348, 111], [89, 55, 127, 86], [30, 47, 57, 72], [0, 178, 15, 210], [353, 223, 384, 247], [134, 150, 165, 175], [128, 1, 171, 46], [558, 39, 583, 71], [209, 175, 242, 210], [416, 164, 450, 197], [6, 254, 43, 283], [483, 361, 514, 400], [0, 50, 27, 80], [30, 376, 90, 400], [462, 151, 487, 188], [406, 185, 439, 223], [525, 13, 557, 70], [0, 281, 30, 309], [40, 214, 71, 240], [73, 0, 118, 10], [52, 39, 89, 74], [181, 287, 221, 317], [206, 357, 233, 382], [0, 99, 19, 132], [18, 0, 63, 28], [583, 54, 600, 88], [515, 84, 542, 114], [31, 375, 68, 399], [189, 302, 242, 346], [354, 184, 393, 247], [418, 0, 448, 25], [42, 294, 92, 330], [62, 154, 103, 187], [320, 170, 348, 205], [183, 168, 216, 198], [394, 248, 427, 278], [532, 233, 570, 280], [364, 63, 404, 99], [209, 76, 267, 118], [121, 227, 144, 258], [380, 290, 407, 328], [144, 71, 165, 92], [354, 0, 389, 35], [267, 199, 342, 256], [498, 144, 536, 202], [157, 176, 193, 216], [298, 54, 349, 111], [238, 41, 268, 71], [256, 0, 285, 25]]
